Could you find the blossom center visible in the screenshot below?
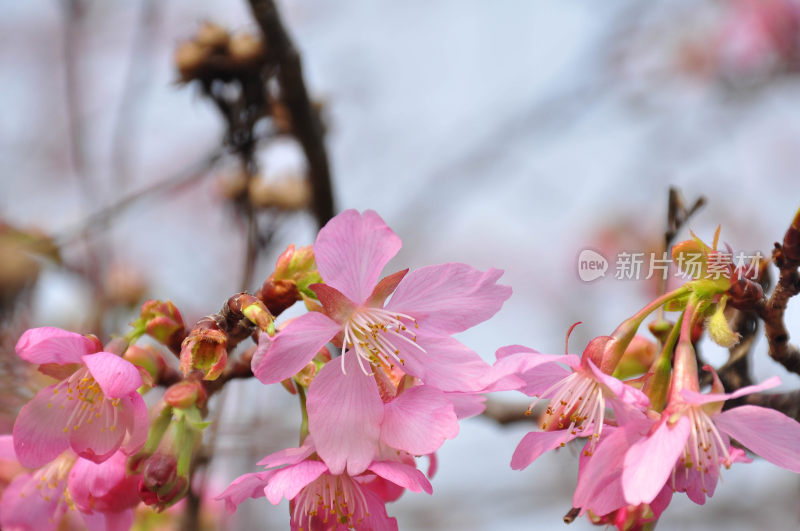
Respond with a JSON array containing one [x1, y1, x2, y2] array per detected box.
[[680, 406, 731, 479], [341, 307, 425, 374], [50, 368, 122, 434], [292, 472, 370, 530], [18, 452, 77, 520], [535, 371, 605, 451]]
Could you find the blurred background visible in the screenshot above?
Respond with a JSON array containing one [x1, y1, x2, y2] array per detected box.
[[2, 0, 800, 528]]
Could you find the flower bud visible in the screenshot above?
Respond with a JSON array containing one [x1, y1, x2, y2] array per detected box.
[[136, 299, 186, 350], [174, 40, 211, 81], [164, 381, 208, 409], [138, 453, 188, 511], [194, 21, 229, 50], [241, 297, 274, 332], [180, 328, 228, 380], [613, 335, 658, 379], [707, 298, 740, 348], [123, 345, 168, 383], [228, 32, 266, 66]]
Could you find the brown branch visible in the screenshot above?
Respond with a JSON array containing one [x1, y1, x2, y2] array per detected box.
[[247, 0, 335, 228], [743, 390, 800, 422], [756, 210, 800, 375], [481, 399, 546, 426], [55, 148, 224, 245]]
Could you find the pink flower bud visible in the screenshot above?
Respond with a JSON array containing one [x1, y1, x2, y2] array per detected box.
[[179, 328, 228, 380], [164, 381, 208, 409]]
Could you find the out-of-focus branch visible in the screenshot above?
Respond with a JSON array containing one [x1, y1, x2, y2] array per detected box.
[[744, 389, 800, 422], [56, 148, 224, 246], [756, 209, 800, 375], [482, 399, 546, 426], [247, 0, 335, 228]]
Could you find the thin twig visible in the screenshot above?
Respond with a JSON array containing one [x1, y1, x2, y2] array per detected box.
[[247, 0, 335, 228], [55, 148, 224, 245]]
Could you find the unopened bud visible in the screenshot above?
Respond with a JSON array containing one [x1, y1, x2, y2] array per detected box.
[[164, 381, 207, 409], [613, 335, 658, 379], [228, 32, 266, 65], [137, 300, 186, 348], [124, 345, 168, 383], [175, 40, 211, 81], [707, 298, 740, 348], [248, 176, 311, 211], [138, 453, 188, 511], [294, 361, 318, 388], [180, 328, 228, 380], [241, 298, 274, 332], [194, 21, 229, 50]]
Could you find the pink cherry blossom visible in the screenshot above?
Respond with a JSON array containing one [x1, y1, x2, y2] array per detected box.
[[621, 369, 800, 506], [305, 350, 459, 475], [252, 209, 511, 393], [0, 436, 140, 531], [494, 341, 649, 471], [216, 439, 432, 531], [12, 327, 149, 468]]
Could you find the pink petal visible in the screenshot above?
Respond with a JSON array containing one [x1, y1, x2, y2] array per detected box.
[[265, 460, 328, 504], [313, 209, 402, 303], [511, 429, 583, 470], [381, 386, 458, 455], [489, 347, 577, 394], [97, 511, 134, 531], [443, 392, 487, 419], [70, 399, 126, 463], [307, 353, 383, 475], [585, 359, 649, 409], [358, 489, 399, 531], [310, 283, 357, 324], [396, 332, 491, 392], [120, 393, 149, 455], [622, 416, 691, 505], [257, 442, 316, 467], [672, 462, 718, 505], [216, 471, 275, 513], [681, 376, 781, 406], [573, 428, 629, 516], [368, 460, 433, 494], [367, 269, 409, 307], [68, 451, 128, 509], [83, 352, 142, 398], [15, 326, 96, 365], [714, 405, 800, 472], [0, 473, 63, 531], [252, 311, 341, 385], [0, 434, 16, 460], [385, 264, 511, 334], [12, 386, 69, 468]]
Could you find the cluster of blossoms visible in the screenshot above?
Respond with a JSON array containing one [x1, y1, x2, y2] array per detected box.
[[217, 210, 512, 528], [2, 209, 800, 530], [0, 209, 512, 530], [499, 227, 800, 529]]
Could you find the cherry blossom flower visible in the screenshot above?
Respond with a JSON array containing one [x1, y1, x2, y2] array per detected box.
[[305, 350, 459, 475], [494, 339, 649, 471], [12, 327, 148, 468], [217, 439, 431, 531], [252, 209, 511, 393], [622, 362, 800, 506], [0, 436, 141, 531]]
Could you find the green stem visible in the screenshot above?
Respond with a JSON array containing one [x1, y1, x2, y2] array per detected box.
[[643, 312, 683, 412], [602, 286, 691, 374], [297, 384, 309, 445]]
